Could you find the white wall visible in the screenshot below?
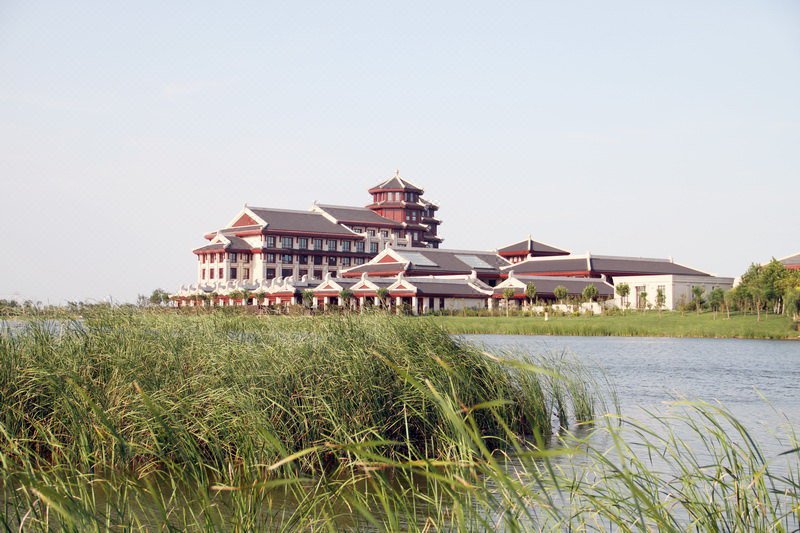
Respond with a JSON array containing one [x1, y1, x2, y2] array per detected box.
[[612, 275, 735, 310]]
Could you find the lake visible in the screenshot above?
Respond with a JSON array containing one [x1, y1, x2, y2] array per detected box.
[[463, 334, 800, 459]]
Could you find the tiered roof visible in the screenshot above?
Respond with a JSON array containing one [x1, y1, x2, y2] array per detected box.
[[342, 247, 508, 278], [368, 173, 424, 193], [502, 254, 710, 278], [497, 236, 570, 257]]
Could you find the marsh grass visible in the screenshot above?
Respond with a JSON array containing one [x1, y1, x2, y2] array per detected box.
[[0, 310, 797, 530]]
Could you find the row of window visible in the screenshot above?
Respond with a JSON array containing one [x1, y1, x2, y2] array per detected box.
[[265, 236, 361, 252], [263, 254, 365, 266], [266, 269, 336, 280], [200, 252, 253, 264], [374, 192, 419, 203], [201, 267, 252, 280]]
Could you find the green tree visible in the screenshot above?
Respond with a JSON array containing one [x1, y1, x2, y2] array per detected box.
[[376, 287, 390, 310], [149, 288, 169, 306], [525, 282, 537, 312], [709, 287, 725, 320], [339, 289, 354, 311], [302, 289, 315, 309], [639, 291, 648, 312], [616, 283, 630, 313], [655, 287, 666, 316], [582, 284, 598, 303], [502, 287, 516, 317], [553, 285, 568, 306], [691, 286, 705, 315], [722, 289, 734, 319]]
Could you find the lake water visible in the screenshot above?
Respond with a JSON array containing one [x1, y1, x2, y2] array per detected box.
[[462, 334, 800, 459]]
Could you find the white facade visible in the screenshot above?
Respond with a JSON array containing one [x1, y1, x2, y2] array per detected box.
[[612, 274, 735, 311]]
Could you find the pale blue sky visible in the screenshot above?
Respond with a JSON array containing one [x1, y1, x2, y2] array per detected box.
[[1, 1, 798, 303]]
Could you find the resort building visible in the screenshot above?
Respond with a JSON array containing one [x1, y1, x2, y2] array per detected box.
[[173, 173, 733, 313]]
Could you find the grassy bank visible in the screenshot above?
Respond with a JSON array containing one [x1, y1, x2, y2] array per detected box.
[[0, 310, 797, 530], [433, 311, 798, 339]]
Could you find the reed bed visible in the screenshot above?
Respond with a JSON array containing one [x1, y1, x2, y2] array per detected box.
[[0, 310, 797, 530]]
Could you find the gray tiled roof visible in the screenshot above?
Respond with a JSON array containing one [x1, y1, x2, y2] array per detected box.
[[342, 263, 404, 276], [589, 257, 708, 276], [497, 277, 614, 298], [315, 205, 404, 227], [406, 279, 488, 297], [223, 235, 252, 251], [497, 237, 569, 256], [393, 248, 508, 274], [370, 176, 424, 192], [508, 257, 590, 275], [193, 243, 226, 253], [248, 208, 356, 236], [780, 253, 800, 267]]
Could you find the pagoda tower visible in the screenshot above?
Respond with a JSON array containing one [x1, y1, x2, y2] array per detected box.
[[366, 171, 443, 248]]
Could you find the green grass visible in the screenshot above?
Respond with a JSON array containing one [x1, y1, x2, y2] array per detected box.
[[0, 309, 797, 530], [433, 311, 799, 339]]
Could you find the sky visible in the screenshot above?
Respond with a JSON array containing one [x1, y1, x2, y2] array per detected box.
[[1, 1, 798, 304]]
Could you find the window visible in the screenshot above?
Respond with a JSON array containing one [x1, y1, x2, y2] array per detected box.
[[370, 243, 378, 254], [381, 230, 388, 238], [241, 253, 250, 262], [266, 268, 276, 278], [229, 252, 237, 262], [356, 241, 365, 253], [299, 269, 308, 278], [281, 254, 293, 264], [313, 270, 322, 279], [313, 255, 323, 265], [329, 271, 337, 277], [244, 268, 250, 279], [413, 231, 418, 241], [327, 239, 337, 252], [353, 227, 363, 233], [299, 254, 308, 264], [298, 237, 308, 249], [281, 268, 293, 278], [267, 253, 276, 263], [368, 229, 376, 237], [341, 257, 351, 267], [411, 212, 417, 221], [406, 214, 410, 221], [355, 257, 365, 265], [201, 269, 206, 279], [328, 256, 337, 265], [218, 268, 223, 278], [281, 236, 293, 249], [210, 269, 214, 279], [230, 267, 238, 279], [266, 236, 275, 248], [313, 238, 323, 250], [341, 241, 351, 252]]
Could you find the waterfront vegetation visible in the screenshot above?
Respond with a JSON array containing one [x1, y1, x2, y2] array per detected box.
[[434, 310, 799, 339], [0, 310, 798, 530]]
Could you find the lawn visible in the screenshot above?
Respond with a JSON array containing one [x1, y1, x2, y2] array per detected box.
[[432, 311, 799, 339]]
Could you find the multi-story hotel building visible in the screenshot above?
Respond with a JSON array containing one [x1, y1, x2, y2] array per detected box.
[[192, 173, 442, 284]]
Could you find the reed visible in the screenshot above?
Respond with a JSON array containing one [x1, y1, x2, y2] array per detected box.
[[0, 310, 796, 530]]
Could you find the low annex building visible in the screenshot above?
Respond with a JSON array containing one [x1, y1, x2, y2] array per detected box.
[[173, 172, 733, 312]]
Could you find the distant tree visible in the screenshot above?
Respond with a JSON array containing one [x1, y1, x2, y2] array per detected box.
[[339, 289, 354, 311], [136, 294, 149, 308], [582, 284, 598, 302], [148, 289, 169, 306], [616, 283, 630, 313], [709, 287, 725, 320], [722, 289, 734, 319], [655, 287, 666, 316], [639, 291, 648, 312], [376, 287, 390, 310], [553, 285, 568, 306], [301, 289, 315, 309], [502, 287, 516, 317], [691, 286, 705, 315], [525, 282, 537, 312]]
